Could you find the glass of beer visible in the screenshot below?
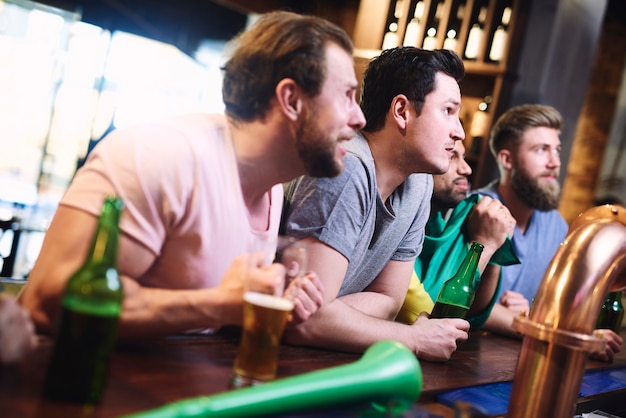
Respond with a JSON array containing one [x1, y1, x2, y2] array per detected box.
[[232, 237, 307, 387], [231, 292, 294, 387]]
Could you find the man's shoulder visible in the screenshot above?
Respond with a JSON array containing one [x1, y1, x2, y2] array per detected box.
[[343, 131, 369, 152], [538, 208, 568, 228], [405, 173, 433, 197], [284, 151, 373, 209], [103, 113, 227, 154], [525, 209, 568, 244], [472, 180, 500, 199], [294, 151, 370, 187], [408, 172, 432, 183]]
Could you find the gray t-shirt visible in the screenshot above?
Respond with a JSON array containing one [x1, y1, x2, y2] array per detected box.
[[283, 133, 432, 296]]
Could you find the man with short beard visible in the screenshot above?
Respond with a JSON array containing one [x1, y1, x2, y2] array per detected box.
[[397, 140, 518, 331], [20, 11, 366, 339], [474, 104, 568, 312], [282, 47, 471, 362]]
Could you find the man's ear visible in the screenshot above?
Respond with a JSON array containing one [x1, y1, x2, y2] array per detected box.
[[390, 94, 411, 130], [275, 78, 302, 122], [498, 149, 513, 170]]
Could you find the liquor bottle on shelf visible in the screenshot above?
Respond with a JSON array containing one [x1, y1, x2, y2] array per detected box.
[[464, 2, 488, 60], [382, 0, 406, 50], [489, 4, 512, 62], [403, 1, 425, 47], [44, 196, 124, 404], [596, 291, 624, 333], [422, 0, 443, 50], [443, 0, 467, 51], [423, 27, 437, 50], [430, 242, 484, 319], [443, 30, 458, 51], [468, 95, 492, 157]]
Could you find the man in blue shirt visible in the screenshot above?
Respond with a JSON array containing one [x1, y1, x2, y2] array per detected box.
[[475, 105, 623, 361], [475, 104, 567, 312]]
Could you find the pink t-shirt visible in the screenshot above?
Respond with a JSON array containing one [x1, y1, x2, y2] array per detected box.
[[61, 113, 282, 289]]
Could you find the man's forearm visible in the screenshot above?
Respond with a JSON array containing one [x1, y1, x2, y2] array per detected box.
[[483, 303, 522, 339], [283, 298, 409, 353], [338, 291, 400, 320], [117, 280, 237, 339], [471, 253, 501, 315]]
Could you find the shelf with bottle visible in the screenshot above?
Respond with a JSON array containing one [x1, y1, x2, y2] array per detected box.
[[352, 0, 524, 188], [420, 1, 444, 50], [486, 0, 513, 63], [381, 0, 404, 50], [402, 0, 427, 49], [466, 95, 492, 158], [354, 0, 519, 72], [459, 98, 487, 184], [457, 72, 501, 187]]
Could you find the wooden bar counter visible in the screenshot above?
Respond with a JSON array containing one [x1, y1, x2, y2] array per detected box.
[[1, 327, 624, 418]]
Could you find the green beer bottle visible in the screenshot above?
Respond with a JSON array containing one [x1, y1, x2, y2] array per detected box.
[[595, 291, 624, 334], [430, 242, 484, 319], [44, 196, 124, 404]]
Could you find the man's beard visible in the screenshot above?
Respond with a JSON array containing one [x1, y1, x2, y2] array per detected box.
[[433, 184, 467, 210], [510, 168, 561, 211], [295, 105, 343, 178]]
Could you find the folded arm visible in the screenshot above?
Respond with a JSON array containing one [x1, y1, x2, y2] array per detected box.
[[340, 259, 414, 320], [482, 303, 523, 338], [19, 206, 321, 339], [282, 238, 469, 361]]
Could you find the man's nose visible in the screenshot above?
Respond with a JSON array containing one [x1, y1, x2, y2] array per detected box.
[[350, 104, 366, 130], [548, 149, 561, 167]]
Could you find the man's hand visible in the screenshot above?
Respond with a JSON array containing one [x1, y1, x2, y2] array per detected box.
[[411, 313, 469, 361], [214, 253, 286, 325], [285, 271, 325, 324], [466, 197, 516, 314], [466, 196, 515, 255], [590, 329, 623, 362], [499, 290, 530, 314], [219, 253, 325, 326], [0, 296, 38, 364]]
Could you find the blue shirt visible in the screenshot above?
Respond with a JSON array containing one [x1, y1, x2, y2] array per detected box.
[[473, 181, 569, 301]]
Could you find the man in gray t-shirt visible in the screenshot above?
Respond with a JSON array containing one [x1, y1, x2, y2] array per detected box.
[[282, 47, 471, 361], [285, 133, 431, 297]]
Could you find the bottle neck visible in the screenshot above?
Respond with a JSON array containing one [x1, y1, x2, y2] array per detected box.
[[454, 242, 483, 281], [607, 291, 623, 303], [87, 197, 122, 267]]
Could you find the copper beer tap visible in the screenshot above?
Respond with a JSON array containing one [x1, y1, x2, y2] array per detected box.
[[508, 204, 626, 418]]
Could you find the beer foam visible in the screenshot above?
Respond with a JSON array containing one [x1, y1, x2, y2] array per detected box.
[[244, 292, 294, 311]]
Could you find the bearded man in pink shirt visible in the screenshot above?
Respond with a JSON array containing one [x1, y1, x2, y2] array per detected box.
[[19, 11, 366, 339]]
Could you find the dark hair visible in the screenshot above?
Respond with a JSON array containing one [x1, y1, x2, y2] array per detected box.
[[489, 104, 563, 158], [360, 47, 465, 133], [222, 11, 354, 123]]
